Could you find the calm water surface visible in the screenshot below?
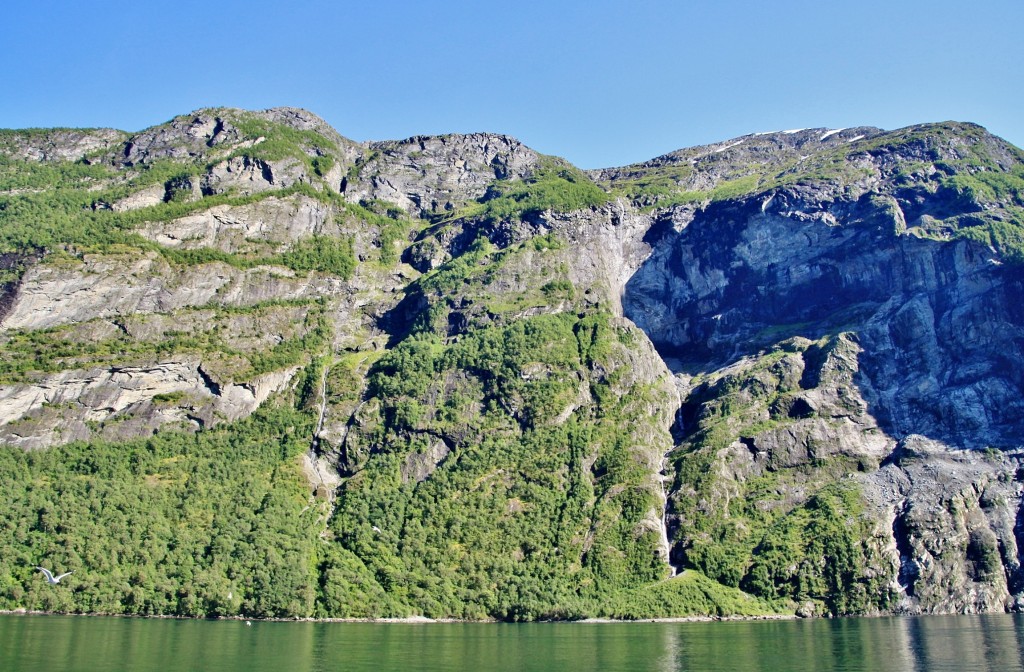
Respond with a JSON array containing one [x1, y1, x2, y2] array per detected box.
[[2, 614, 1023, 671]]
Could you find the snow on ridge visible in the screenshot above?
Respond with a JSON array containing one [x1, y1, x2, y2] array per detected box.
[[782, 128, 809, 134], [847, 135, 865, 143], [819, 128, 847, 141]]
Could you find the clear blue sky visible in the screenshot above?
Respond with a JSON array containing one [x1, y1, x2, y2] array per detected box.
[[3, 0, 1021, 169]]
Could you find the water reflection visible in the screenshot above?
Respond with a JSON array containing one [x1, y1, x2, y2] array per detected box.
[[2, 614, 1024, 672], [900, 614, 1024, 672]]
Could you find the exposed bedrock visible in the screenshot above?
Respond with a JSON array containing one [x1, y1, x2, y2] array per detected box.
[[626, 181, 1024, 613]]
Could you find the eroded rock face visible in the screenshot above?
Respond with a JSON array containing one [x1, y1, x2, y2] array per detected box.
[[627, 130, 1024, 614], [119, 112, 243, 166], [627, 190, 1024, 449], [2, 253, 345, 332], [0, 361, 299, 449], [116, 107, 353, 167], [344, 133, 542, 217], [140, 196, 335, 252], [860, 436, 1024, 614], [0, 128, 126, 163]]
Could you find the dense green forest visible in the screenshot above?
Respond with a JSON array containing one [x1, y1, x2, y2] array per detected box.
[[0, 404, 321, 617]]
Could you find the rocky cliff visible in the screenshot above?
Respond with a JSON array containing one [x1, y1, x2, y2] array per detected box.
[[1, 110, 1023, 619]]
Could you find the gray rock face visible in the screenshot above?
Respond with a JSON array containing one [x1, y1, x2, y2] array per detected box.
[[139, 195, 334, 252], [116, 107, 355, 167], [120, 113, 242, 165], [344, 133, 541, 217], [0, 360, 298, 449], [0, 128, 126, 163], [625, 127, 1024, 613], [625, 183, 1024, 450], [860, 436, 1024, 614], [2, 252, 345, 332], [591, 127, 884, 205]]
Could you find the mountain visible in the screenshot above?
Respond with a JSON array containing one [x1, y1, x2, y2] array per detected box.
[[1, 108, 1023, 619]]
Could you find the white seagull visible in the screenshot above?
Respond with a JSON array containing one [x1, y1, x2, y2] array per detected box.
[[35, 566, 73, 584]]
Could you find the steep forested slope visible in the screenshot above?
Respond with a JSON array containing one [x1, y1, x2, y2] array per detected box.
[[1, 110, 1023, 619]]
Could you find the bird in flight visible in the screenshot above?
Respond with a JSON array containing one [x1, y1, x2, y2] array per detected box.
[[35, 567, 73, 584]]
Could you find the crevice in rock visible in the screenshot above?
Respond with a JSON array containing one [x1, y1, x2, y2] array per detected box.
[[658, 376, 691, 578], [338, 399, 367, 477], [658, 458, 679, 577], [893, 499, 918, 597], [207, 118, 225, 148], [196, 365, 222, 397], [184, 413, 206, 430], [1010, 496, 1024, 595], [309, 361, 330, 461], [262, 163, 275, 185], [0, 251, 38, 326]]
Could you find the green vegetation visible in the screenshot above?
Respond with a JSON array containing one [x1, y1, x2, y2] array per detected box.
[[602, 570, 778, 619], [0, 403, 323, 618], [356, 199, 414, 266], [958, 211, 1024, 263], [11, 116, 1022, 623], [0, 165, 360, 280], [434, 157, 610, 226], [740, 483, 888, 615], [479, 158, 609, 221], [279, 235, 356, 276], [0, 301, 721, 621], [415, 236, 496, 296], [642, 175, 764, 210], [401, 232, 579, 330], [668, 337, 894, 616], [231, 115, 340, 176], [325, 309, 679, 619], [0, 119, 773, 619], [0, 300, 329, 384], [943, 165, 1024, 205], [0, 112, 393, 282], [0, 154, 114, 192], [609, 165, 694, 204]]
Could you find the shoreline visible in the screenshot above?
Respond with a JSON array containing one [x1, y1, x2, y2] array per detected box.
[[0, 608, 798, 624]]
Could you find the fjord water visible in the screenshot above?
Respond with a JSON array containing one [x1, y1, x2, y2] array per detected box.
[[2, 614, 1023, 671]]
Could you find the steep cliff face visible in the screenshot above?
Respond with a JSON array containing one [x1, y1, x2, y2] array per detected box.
[[620, 123, 1024, 614], [1, 110, 1023, 619]]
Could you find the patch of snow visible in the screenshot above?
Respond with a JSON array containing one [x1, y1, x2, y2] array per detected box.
[[713, 140, 744, 153], [782, 128, 808, 134], [819, 128, 847, 141], [847, 135, 866, 143]]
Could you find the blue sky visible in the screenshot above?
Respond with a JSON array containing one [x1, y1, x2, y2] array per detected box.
[[3, 0, 1021, 168]]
